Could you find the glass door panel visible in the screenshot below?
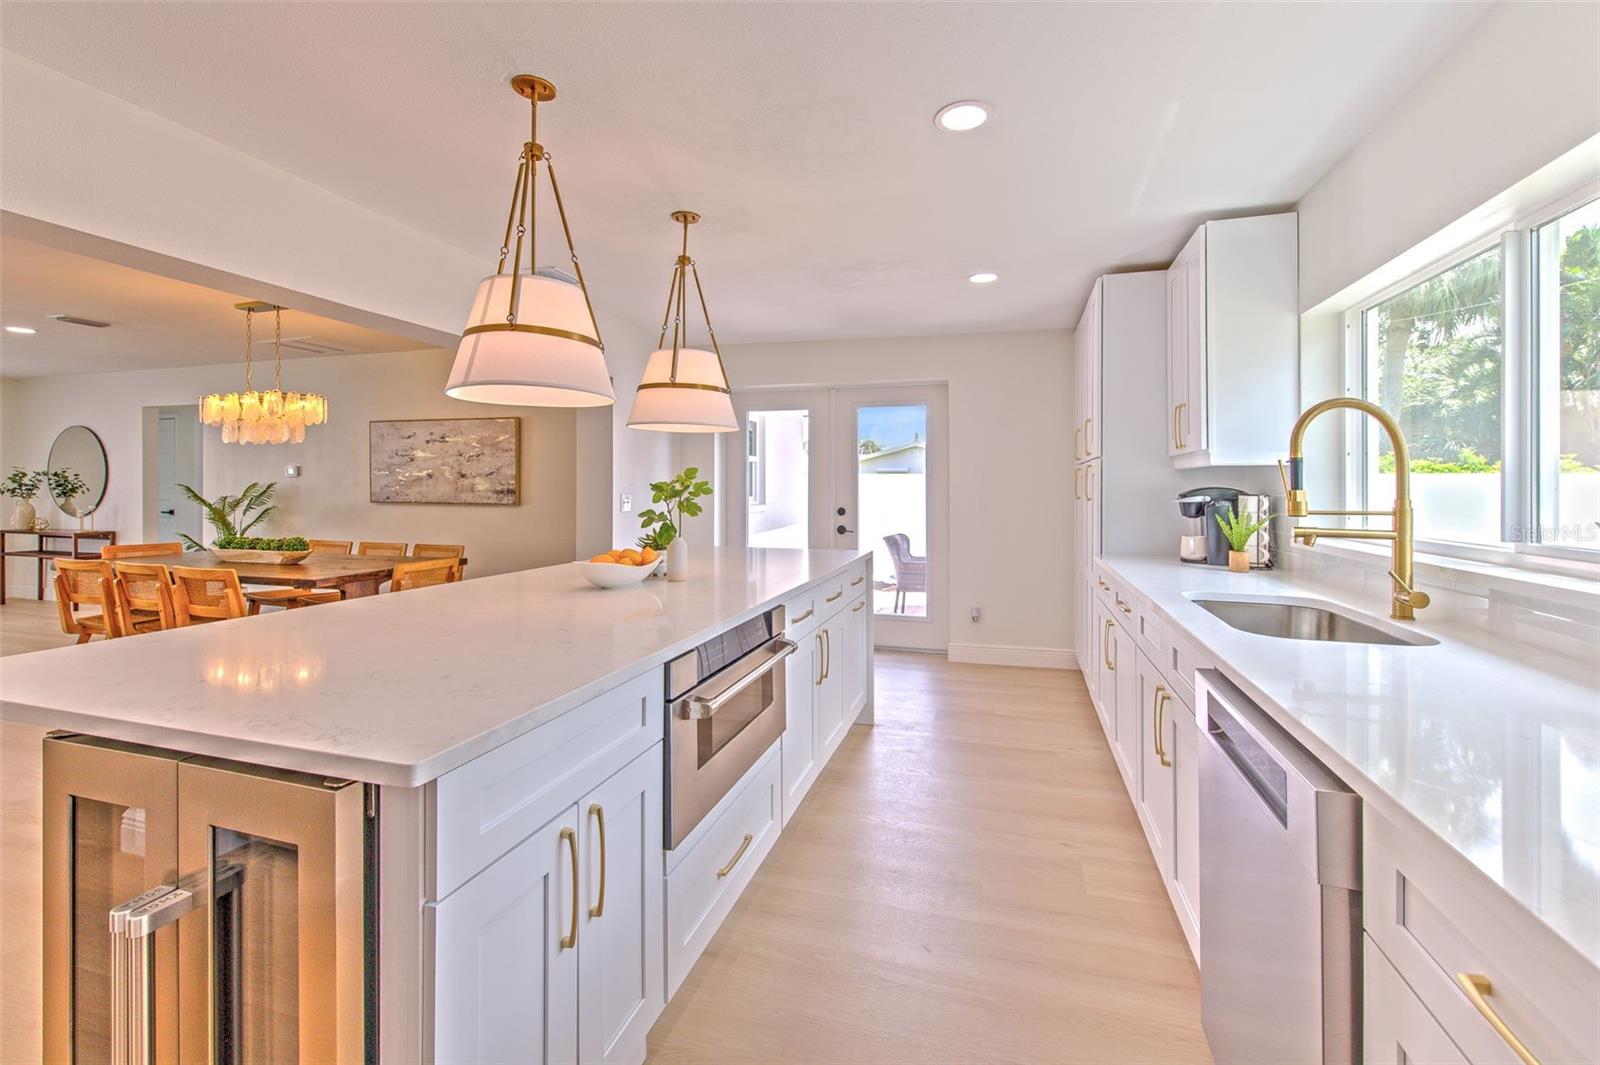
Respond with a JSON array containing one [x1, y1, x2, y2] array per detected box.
[[854, 403, 929, 619], [72, 797, 148, 1059], [212, 829, 300, 1063]]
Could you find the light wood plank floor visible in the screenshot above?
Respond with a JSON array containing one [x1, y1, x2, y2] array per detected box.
[[646, 651, 1210, 1064], [1, 604, 1210, 1064]]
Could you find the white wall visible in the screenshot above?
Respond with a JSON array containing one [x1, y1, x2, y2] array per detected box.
[[1, 349, 580, 594], [718, 330, 1073, 660], [1297, 1, 1600, 311], [749, 410, 808, 536]]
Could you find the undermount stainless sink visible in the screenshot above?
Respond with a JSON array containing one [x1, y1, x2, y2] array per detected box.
[[1189, 595, 1438, 647]]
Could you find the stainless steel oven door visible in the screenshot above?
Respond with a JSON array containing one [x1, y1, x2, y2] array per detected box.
[[667, 635, 795, 848]]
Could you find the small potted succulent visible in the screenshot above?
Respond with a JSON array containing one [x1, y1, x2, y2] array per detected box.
[[1215, 506, 1273, 573], [2, 467, 46, 530], [638, 467, 713, 583]]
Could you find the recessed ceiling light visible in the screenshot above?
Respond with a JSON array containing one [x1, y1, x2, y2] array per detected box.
[[968, 272, 999, 285], [5, 325, 36, 335], [935, 100, 990, 132]]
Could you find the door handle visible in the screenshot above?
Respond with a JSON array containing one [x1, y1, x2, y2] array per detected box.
[[110, 885, 193, 1065], [560, 827, 578, 949], [159, 509, 176, 516], [836, 525, 853, 535], [588, 803, 606, 918]]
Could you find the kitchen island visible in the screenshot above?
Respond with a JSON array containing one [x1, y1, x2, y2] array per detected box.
[[2, 547, 874, 1063]]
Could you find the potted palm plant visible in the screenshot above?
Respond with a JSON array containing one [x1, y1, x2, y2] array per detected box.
[[177, 481, 310, 563], [1215, 506, 1273, 573]]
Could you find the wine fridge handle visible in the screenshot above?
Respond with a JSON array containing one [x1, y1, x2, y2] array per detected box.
[[110, 885, 193, 1065]]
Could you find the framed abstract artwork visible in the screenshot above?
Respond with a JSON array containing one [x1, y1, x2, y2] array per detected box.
[[369, 417, 520, 505]]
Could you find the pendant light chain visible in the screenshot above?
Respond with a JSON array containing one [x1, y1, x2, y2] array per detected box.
[[273, 307, 284, 392], [243, 307, 255, 392]]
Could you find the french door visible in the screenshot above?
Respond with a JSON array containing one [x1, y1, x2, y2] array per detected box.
[[728, 385, 948, 652]]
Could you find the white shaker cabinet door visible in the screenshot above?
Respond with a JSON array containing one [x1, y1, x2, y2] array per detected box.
[[1135, 647, 1175, 881], [1170, 700, 1202, 959], [818, 616, 847, 759], [431, 807, 580, 1065], [780, 629, 821, 825], [841, 594, 869, 725], [578, 747, 665, 1065]]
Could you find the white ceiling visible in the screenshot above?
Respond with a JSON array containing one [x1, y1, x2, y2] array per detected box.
[[0, 237, 434, 377], [0, 1, 1491, 344]]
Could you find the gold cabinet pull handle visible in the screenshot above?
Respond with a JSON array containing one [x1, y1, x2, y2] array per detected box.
[[1176, 402, 1188, 449], [815, 632, 824, 687], [791, 606, 814, 624], [1455, 973, 1540, 1065], [1097, 578, 1110, 592], [1085, 465, 1094, 501], [1173, 404, 1181, 450], [1116, 595, 1132, 615], [560, 826, 578, 949], [1153, 687, 1172, 768], [1103, 619, 1115, 671], [1084, 416, 1093, 453], [823, 627, 831, 680], [850, 576, 864, 587], [1074, 425, 1082, 461], [852, 601, 865, 612], [826, 590, 843, 603], [587, 803, 606, 918], [717, 833, 755, 879], [1073, 468, 1082, 500]]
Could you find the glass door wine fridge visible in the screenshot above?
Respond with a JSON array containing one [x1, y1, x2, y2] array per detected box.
[[43, 732, 375, 1063]]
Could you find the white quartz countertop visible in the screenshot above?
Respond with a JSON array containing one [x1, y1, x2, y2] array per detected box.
[[0, 548, 866, 787], [1099, 554, 1600, 965]]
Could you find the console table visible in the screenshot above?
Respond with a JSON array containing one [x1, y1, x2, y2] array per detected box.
[[0, 529, 117, 604]]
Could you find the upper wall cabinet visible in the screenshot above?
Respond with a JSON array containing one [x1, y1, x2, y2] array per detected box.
[[1165, 213, 1299, 468]]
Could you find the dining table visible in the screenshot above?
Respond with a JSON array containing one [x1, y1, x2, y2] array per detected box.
[[147, 550, 468, 600]]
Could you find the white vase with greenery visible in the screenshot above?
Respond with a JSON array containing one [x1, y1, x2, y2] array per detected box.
[[638, 467, 713, 584], [2, 468, 45, 530]]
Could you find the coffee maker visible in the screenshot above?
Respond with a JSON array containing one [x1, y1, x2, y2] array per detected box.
[[1176, 487, 1273, 568]]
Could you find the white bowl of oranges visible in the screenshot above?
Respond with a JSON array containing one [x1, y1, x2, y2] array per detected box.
[[576, 546, 662, 588]]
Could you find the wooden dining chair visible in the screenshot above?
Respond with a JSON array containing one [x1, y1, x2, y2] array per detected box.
[[357, 541, 407, 557], [308, 539, 353, 554], [102, 541, 183, 560], [171, 566, 248, 625], [111, 561, 178, 634], [389, 557, 461, 592], [244, 586, 343, 615], [53, 558, 127, 643], [413, 543, 465, 560]]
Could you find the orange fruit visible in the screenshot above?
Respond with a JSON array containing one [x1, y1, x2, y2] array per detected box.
[[639, 547, 657, 564], [589, 553, 613, 564]]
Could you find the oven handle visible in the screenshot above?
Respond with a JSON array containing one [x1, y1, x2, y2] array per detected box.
[[684, 637, 797, 719]]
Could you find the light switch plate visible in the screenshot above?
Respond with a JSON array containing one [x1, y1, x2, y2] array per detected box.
[[285, 465, 302, 478], [619, 494, 632, 513]]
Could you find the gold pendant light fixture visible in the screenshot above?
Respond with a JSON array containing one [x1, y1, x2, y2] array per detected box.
[[627, 211, 738, 433], [446, 75, 615, 407], [199, 302, 328, 445]]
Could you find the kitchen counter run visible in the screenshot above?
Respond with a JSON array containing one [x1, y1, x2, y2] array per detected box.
[[1099, 554, 1600, 966], [0, 548, 866, 787]]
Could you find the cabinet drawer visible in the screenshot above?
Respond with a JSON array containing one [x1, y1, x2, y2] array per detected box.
[[1365, 934, 1468, 1065], [665, 743, 782, 997], [784, 586, 820, 640], [430, 669, 663, 900], [1365, 810, 1598, 1065], [844, 560, 870, 600], [1132, 595, 1163, 660], [1163, 628, 1205, 710]]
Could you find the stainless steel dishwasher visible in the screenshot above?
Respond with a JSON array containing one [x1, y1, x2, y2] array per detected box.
[[1197, 669, 1361, 1065]]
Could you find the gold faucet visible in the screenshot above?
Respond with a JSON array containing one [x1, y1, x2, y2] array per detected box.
[[1279, 398, 1430, 621]]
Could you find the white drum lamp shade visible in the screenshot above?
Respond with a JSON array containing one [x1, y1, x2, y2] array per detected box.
[[446, 273, 615, 407], [627, 347, 738, 431]]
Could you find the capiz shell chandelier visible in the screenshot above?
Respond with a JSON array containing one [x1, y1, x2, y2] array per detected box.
[[199, 302, 328, 444]]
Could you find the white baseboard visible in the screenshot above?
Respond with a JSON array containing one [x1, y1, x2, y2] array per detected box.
[[946, 643, 1075, 670]]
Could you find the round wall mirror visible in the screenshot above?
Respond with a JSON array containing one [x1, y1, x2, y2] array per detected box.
[[47, 425, 108, 517]]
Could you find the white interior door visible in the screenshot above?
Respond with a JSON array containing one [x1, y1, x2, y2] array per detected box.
[[831, 386, 949, 652], [726, 389, 831, 551], [157, 414, 179, 541], [726, 385, 949, 652]]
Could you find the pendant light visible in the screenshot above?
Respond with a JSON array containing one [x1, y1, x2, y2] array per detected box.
[[446, 75, 614, 407], [199, 302, 328, 445], [626, 211, 737, 433]]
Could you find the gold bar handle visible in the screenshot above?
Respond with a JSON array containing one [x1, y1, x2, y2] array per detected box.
[[1073, 468, 1082, 500], [1085, 464, 1094, 501], [1173, 405, 1181, 451], [826, 591, 843, 603], [1074, 425, 1082, 461], [1103, 619, 1115, 671], [717, 833, 755, 879], [852, 601, 865, 612], [1455, 973, 1540, 1065], [850, 576, 864, 587], [1084, 417, 1093, 453], [1176, 402, 1187, 449], [587, 803, 606, 918], [791, 606, 814, 624], [1153, 688, 1172, 768], [560, 827, 578, 949], [815, 632, 824, 687], [823, 627, 830, 680]]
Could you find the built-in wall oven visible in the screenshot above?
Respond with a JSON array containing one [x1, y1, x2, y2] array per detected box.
[[664, 607, 794, 849]]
